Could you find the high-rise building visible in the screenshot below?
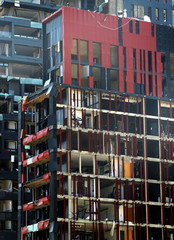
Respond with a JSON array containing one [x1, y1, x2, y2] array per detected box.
[[19, 7, 174, 240], [113, 0, 173, 26], [0, 1, 53, 238], [0, 1, 109, 238]]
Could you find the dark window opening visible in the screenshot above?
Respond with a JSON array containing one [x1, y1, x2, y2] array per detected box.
[[133, 49, 136, 70], [149, 205, 161, 224], [71, 64, 78, 86], [129, 20, 133, 33], [147, 118, 158, 136], [147, 140, 159, 158], [110, 45, 118, 67], [71, 39, 78, 60], [161, 52, 166, 73], [93, 42, 101, 64], [24, 84, 35, 95], [148, 7, 152, 20], [162, 77, 167, 97], [110, 69, 118, 91], [123, 47, 126, 68], [136, 20, 139, 34], [146, 98, 158, 116], [93, 67, 101, 89], [151, 23, 154, 36], [140, 50, 142, 71], [80, 40, 88, 62], [148, 51, 152, 72]]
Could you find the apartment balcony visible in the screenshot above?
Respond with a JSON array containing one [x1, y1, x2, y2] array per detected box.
[[0, 31, 11, 39], [0, 191, 18, 201], [3, 113, 18, 121], [0, 0, 59, 12], [23, 196, 50, 211], [24, 172, 50, 189], [2, 130, 18, 140], [23, 150, 49, 168], [0, 170, 17, 181], [0, 231, 17, 239], [0, 211, 17, 221], [0, 151, 17, 161], [23, 127, 49, 146]]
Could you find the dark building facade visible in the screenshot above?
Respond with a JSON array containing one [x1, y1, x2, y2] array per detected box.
[[0, 1, 52, 238], [0, 14, 42, 240], [116, 0, 173, 25], [19, 7, 174, 240], [0, 1, 108, 238]]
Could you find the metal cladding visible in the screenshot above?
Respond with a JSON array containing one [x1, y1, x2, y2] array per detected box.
[[42, 7, 172, 98], [19, 6, 174, 240]]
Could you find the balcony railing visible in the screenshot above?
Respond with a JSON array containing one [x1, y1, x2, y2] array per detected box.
[[0, 170, 18, 180], [0, 32, 11, 38], [0, 211, 17, 221], [0, 191, 18, 200]]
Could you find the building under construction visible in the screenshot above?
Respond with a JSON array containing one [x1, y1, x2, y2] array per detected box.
[[0, 1, 108, 238], [19, 7, 174, 240]]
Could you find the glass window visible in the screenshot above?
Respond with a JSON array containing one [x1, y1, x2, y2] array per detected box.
[[56, 68, 61, 84], [123, 47, 126, 68], [170, 54, 174, 75], [151, 24, 154, 37], [124, 71, 127, 92], [93, 42, 101, 64], [110, 45, 118, 67], [129, 20, 133, 33], [120, 231, 125, 240], [133, 49, 136, 70], [148, 51, 152, 72], [170, 79, 174, 98], [71, 64, 78, 85], [81, 65, 89, 87], [96, 0, 105, 6], [162, 77, 167, 97], [93, 67, 101, 89], [63, 0, 79, 7], [24, 84, 35, 94], [110, 70, 118, 91], [156, 8, 159, 21], [131, 4, 144, 19], [47, 48, 50, 68], [161, 52, 166, 73], [136, 20, 139, 34], [148, 7, 152, 20], [71, 39, 78, 60], [80, 40, 88, 62], [149, 75, 152, 95], [164, 9, 167, 22], [46, 33, 50, 48], [0, 43, 10, 57], [52, 43, 59, 66]]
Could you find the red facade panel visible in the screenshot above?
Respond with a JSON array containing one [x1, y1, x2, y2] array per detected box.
[[44, 7, 165, 96], [126, 47, 134, 93], [136, 49, 140, 84]]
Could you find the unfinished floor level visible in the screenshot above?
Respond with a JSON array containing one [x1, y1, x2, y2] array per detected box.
[[18, 84, 174, 240]]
